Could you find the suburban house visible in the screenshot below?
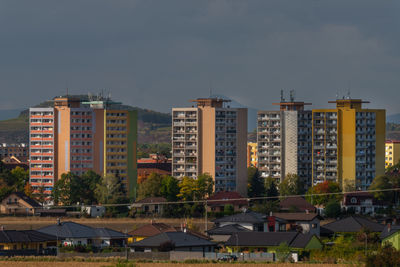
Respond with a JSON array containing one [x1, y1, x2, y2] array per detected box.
[[0, 192, 41, 215], [279, 197, 316, 213], [0, 230, 58, 252], [129, 231, 216, 253], [266, 213, 321, 236], [131, 197, 167, 216], [213, 210, 265, 231], [207, 224, 251, 242], [225, 231, 323, 253], [128, 222, 176, 243], [206, 191, 248, 213], [320, 216, 384, 236], [380, 224, 400, 250], [341, 192, 388, 215], [81, 205, 106, 218], [37, 221, 130, 247]]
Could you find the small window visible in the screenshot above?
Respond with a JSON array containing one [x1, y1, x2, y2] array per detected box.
[[312, 223, 317, 229], [351, 197, 357, 204]]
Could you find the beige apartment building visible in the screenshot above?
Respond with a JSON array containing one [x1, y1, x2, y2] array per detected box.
[[172, 98, 248, 196]]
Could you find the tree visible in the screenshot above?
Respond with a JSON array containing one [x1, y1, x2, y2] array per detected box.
[[325, 200, 341, 218], [137, 173, 163, 200], [247, 167, 265, 197], [80, 170, 101, 204], [10, 167, 29, 192], [34, 184, 46, 206], [306, 181, 342, 206], [278, 173, 302, 197], [95, 174, 125, 204], [160, 175, 180, 201], [177, 176, 197, 201], [195, 173, 213, 200], [224, 204, 234, 216], [275, 242, 292, 262], [52, 172, 81, 206], [265, 177, 279, 199], [24, 182, 33, 198]]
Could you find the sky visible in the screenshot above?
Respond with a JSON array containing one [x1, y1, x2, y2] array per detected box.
[[0, 0, 399, 115]]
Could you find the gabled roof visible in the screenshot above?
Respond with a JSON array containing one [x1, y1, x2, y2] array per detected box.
[[213, 211, 265, 224], [279, 197, 316, 212], [128, 223, 176, 237], [207, 224, 251, 235], [207, 191, 248, 207], [3, 192, 41, 208], [0, 230, 57, 243], [322, 216, 384, 233], [129, 232, 215, 248], [272, 212, 320, 222], [225, 231, 317, 249], [37, 221, 129, 239], [380, 225, 400, 239]]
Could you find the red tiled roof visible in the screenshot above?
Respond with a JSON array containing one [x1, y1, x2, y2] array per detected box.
[[279, 197, 316, 212], [207, 191, 248, 206], [128, 223, 176, 237]]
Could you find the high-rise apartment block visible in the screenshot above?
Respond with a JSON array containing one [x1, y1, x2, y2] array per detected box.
[[385, 140, 400, 168], [312, 99, 385, 190], [29, 96, 137, 199], [172, 98, 247, 196], [257, 97, 312, 186]]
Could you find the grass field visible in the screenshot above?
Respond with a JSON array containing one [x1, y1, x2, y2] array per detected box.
[[0, 217, 212, 233]]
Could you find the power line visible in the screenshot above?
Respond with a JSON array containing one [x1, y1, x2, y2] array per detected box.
[[40, 187, 400, 209]]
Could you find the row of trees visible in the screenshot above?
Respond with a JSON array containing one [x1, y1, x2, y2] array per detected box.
[[0, 162, 32, 199]]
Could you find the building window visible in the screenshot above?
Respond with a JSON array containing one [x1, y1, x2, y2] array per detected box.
[[351, 197, 357, 204]]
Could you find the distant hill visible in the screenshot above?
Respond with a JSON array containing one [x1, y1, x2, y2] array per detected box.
[[0, 95, 171, 144], [0, 109, 24, 121]]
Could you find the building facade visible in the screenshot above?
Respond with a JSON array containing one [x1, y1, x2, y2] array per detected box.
[[29, 96, 137, 199], [385, 140, 400, 168], [172, 98, 247, 196], [257, 98, 312, 186], [0, 143, 28, 159], [312, 99, 385, 190], [247, 142, 258, 168]]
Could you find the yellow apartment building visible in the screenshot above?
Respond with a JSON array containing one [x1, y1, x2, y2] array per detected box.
[[385, 140, 400, 168]]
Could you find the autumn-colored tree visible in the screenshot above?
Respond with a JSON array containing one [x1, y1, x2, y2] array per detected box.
[[278, 173, 303, 196], [305, 181, 342, 206], [24, 182, 33, 198]]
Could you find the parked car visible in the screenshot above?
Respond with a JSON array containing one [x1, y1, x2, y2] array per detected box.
[[218, 255, 237, 262]]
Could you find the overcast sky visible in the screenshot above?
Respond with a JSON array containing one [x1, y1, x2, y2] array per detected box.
[[0, 0, 399, 114]]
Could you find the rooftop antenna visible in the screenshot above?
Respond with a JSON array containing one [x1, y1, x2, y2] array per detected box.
[[335, 90, 339, 100], [209, 79, 213, 98], [280, 89, 285, 102], [66, 80, 69, 97], [347, 88, 351, 99]]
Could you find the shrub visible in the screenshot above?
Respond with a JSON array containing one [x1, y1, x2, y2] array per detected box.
[[366, 244, 400, 267]]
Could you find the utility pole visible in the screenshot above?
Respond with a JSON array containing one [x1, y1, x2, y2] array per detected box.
[[204, 200, 208, 232]]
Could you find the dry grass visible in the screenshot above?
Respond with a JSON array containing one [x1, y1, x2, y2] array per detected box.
[[0, 263, 358, 267], [0, 217, 212, 232]]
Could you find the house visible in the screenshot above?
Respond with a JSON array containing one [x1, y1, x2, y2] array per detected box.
[[206, 191, 248, 213], [81, 205, 106, 218], [321, 216, 384, 236], [279, 197, 316, 213], [1, 156, 29, 171], [131, 197, 167, 216], [225, 231, 323, 253], [341, 192, 388, 215], [207, 224, 251, 242], [129, 232, 216, 253], [0, 230, 58, 252], [0, 192, 41, 215], [380, 225, 400, 250], [128, 222, 176, 243], [213, 210, 265, 231], [267, 212, 321, 236], [37, 221, 130, 248]]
